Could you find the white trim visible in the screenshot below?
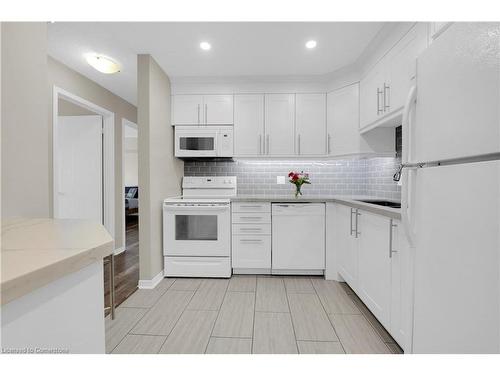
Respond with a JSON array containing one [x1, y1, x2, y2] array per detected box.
[[113, 246, 125, 256], [138, 271, 164, 290], [53, 86, 116, 242], [121, 118, 138, 252]]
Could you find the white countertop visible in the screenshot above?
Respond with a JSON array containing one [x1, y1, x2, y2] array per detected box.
[[231, 195, 402, 219], [1, 218, 114, 305]]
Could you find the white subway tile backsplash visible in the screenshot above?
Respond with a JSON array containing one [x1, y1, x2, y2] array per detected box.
[[184, 157, 401, 200]]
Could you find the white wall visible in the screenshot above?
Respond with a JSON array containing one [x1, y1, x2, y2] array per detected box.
[[1, 23, 49, 218], [124, 135, 138, 187]]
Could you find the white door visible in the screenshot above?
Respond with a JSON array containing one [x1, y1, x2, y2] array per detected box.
[[233, 94, 264, 156], [328, 84, 360, 156], [359, 63, 384, 129], [357, 210, 391, 328], [390, 219, 412, 351], [414, 23, 500, 162], [172, 95, 203, 125], [335, 204, 358, 288], [56, 115, 103, 223], [265, 94, 295, 155], [412, 161, 500, 353], [295, 93, 326, 155], [204, 95, 233, 125], [385, 23, 428, 114]]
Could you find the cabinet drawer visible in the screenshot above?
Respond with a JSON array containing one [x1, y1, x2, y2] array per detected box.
[[232, 212, 271, 224], [232, 223, 271, 236], [232, 235, 271, 269], [232, 202, 271, 213]]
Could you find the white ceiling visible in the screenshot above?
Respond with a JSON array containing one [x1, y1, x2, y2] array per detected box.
[[47, 22, 385, 105]]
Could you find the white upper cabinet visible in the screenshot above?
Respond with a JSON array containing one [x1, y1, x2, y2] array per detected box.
[[359, 23, 428, 131], [264, 94, 295, 156], [172, 95, 203, 125], [295, 93, 327, 155], [172, 94, 233, 125], [357, 210, 391, 328], [233, 94, 265, 156], [328, 83, 395, 156], [385, 23, 428, 114], [204, 95, 234, 125]]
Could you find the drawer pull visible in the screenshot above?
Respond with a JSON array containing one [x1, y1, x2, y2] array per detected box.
[[239, 227, 262, 231], [240, 239, 263, 243], [240, 216, 262, 220]]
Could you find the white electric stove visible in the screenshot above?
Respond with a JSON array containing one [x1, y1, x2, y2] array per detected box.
[[163, 176, 237, 278]]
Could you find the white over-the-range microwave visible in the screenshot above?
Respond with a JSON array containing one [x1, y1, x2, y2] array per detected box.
[[174, 125, 233, 158]]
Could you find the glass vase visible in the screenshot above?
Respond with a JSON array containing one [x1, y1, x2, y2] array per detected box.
[[294, 184, 302, 198]]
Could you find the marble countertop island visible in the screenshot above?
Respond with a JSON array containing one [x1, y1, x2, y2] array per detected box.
[[1, 218, 114, 305]]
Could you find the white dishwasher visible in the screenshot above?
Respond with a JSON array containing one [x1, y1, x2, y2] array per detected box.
[[271, 203, 325, 274]]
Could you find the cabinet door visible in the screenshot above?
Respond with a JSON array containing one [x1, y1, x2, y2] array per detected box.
[[172, 95, 203, 125], [390, 219, 411, 352], [357, 210, 391, 328], [359, 64, 384, 129], [295, 93, 326, 155], [335, 205, 358, 289], [232, 235, 271, 270], [234, 94, 264, 156], [327, 84, 360, 156], [265, 94, 295, 155], [204, 95, 233, 125], [385, 23, 428, 113]]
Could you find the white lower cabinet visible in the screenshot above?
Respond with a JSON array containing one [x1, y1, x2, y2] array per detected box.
[[335, 204, 358, 288], [231, 202, 271, 274], [357, 211, 391, 328], [333, 203, 411, 351]]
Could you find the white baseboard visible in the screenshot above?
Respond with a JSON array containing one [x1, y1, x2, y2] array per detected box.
[[113, 246, 125, 256], [138, 271, 164, 289]]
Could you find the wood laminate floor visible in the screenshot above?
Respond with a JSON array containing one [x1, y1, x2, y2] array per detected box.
[[104, 215, 139, 312], [105, 275, 403, 354]]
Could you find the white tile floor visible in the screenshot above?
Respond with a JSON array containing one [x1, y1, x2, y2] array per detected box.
[[106, 276, 403, 354]]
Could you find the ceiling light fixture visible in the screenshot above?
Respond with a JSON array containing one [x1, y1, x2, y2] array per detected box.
[[85, 53, 121, 74], [200, 42, 212, 51], [305, 40, 317, 49]]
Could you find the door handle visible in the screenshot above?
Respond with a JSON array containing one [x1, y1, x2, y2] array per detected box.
[[377, 88, 384, 115], [355, 209, 361, 238], [389, 220, 398, 258], [266, 135, 270, 154], [350, 208, 355, 236], [197, 104, 200, 124], [383, 83, 390, 112], [327, 133, 331, 154], [259, 134, 263, 155]]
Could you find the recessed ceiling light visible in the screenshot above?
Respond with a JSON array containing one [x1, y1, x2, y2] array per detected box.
[[305, 40, 317, 49], [200, 42, 212, 51], [85, 53, 121, 74]]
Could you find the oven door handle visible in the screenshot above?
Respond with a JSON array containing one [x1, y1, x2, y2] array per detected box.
[[164, 205, 229, 212]]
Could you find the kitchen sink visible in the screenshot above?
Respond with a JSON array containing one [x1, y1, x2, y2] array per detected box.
[[356, 199, 401, 209]]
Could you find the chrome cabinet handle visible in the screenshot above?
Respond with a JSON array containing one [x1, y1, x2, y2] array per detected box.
[[240, 216, 262, 220], [239, 227, 262, 231], [355, 209, 361, 238], [377, 88, 383, 115], [350, 208, 355, 236], [259, 135, 263, 155], [384, 83, 390, 112], [327, 133, 331, 154], [266, 135, 270, 154], [389, 220, 398, 258], [240, 239, 263, 243], [197, 104, 200, 124], [297, 134, 301, 155], [205, 104, 208, 124]]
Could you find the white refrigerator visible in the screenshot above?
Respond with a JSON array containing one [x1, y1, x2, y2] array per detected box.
[[400, 23, 500, 353]]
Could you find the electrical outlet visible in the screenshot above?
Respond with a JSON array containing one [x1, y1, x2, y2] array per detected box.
[[277, 176, 286, 184]]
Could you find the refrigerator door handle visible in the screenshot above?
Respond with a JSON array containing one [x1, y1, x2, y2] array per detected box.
[[401, 85, 418, 247]]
